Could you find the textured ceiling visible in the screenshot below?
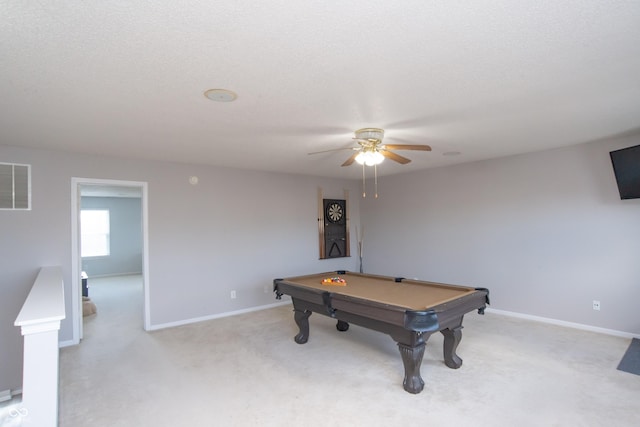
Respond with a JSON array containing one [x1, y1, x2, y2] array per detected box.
[[2, 1, 639, 179]]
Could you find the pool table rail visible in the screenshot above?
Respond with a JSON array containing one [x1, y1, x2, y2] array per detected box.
[[274, 279, 443, 332]]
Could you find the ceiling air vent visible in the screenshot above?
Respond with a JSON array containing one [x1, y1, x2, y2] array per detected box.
[[0, 162, 31, 210]]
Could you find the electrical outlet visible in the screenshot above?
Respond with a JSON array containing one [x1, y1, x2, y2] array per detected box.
[[593, 300, 600, 311], [231, 290, 236, 299]]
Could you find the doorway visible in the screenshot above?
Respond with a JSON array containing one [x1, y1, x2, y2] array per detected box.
[[71, 178, 150, 344]]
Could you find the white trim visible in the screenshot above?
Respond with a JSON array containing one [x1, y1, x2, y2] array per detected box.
[[0, 388, 22, 402], [141, 188, 151, 331], [81, 272, 143, 279], [70, 180, 80, 344], [147, 300, 292, 331], [147, 301, 638, 338], [19, 321, 62, 335], [70, 178, 151, 345], [58, 339, 75, 348], [14, 267, 65, 329], [486, 307, 639, 339]]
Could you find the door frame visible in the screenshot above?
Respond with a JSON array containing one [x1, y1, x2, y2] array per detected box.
[[70, 177, 150, 344]]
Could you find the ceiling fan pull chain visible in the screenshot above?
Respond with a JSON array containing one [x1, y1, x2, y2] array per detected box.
[[374, 164, 378, 198], [362, 162, 366, 198]]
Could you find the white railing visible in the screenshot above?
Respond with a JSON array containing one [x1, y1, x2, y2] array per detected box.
[[14, 266, 65, 427]]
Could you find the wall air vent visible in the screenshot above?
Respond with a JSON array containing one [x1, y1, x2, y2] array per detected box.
[[0, 162, 31, 210]]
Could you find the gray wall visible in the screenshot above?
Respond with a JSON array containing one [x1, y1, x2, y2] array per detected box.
[[2, 134, 639, 393], [361, 134, 640, 334], [0, 145, 359, 393], [81, 196, 143, 277]]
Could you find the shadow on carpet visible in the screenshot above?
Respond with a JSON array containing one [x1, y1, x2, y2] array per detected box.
[[617, 338, 640, 376]]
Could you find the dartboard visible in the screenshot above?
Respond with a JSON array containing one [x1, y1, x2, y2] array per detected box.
[[326, 202, 344, 223]]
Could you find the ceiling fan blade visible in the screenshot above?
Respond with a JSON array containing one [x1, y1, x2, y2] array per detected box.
[[381, 150, 411, 164], [308, 147, 355, 155], [382, 144, 431, 151], [341, 152, 359, 166]]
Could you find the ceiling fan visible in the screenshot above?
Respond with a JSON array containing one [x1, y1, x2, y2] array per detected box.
[[309, 128, 432, 198], [309, 128, 431, 166]]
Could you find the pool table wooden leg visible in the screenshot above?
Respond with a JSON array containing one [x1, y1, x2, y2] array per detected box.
[[397, 341, 426, 394], [336, 320, 350, 331], [293, 309, 312, 344], [441, 324, 463, 369]]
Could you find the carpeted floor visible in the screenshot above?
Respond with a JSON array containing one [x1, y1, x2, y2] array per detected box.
[[54, 275, 640, 427]]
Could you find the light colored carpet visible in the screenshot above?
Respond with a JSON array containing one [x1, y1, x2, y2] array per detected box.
[[56, 275, 639, 427]]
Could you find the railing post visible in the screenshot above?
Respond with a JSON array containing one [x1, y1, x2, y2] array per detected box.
[[14, 267, 65, 427]]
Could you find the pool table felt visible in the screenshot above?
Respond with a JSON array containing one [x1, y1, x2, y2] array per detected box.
[[284, 273, 477, 311]]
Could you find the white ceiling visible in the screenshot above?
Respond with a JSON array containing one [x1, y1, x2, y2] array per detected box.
[[2, 1, 639, 179]]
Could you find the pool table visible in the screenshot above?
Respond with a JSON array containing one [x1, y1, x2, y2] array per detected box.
[[273, 271, 489, 394]]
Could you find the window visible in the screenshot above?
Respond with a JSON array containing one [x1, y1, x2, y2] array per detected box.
[[0, 162, 31, 210], [81, 210, 110, 257]]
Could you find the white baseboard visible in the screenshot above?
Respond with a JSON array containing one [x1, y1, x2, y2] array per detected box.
[[64, 296, 635, 339], [142, 302, 639, 338], [147, 300, 292, 331], [57, 299, 293, 345], [59, 339, 77, 348], [0, 389, 22, 402], [486, 307, 638, 339]]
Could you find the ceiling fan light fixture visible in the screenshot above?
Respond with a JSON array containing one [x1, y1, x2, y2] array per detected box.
[[370, 151, 384, 165], [356, 150, 384, 166], [354, 128, 384, 141]]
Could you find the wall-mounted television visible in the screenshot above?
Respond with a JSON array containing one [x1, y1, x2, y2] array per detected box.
[[610, 144, 640, 200]]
